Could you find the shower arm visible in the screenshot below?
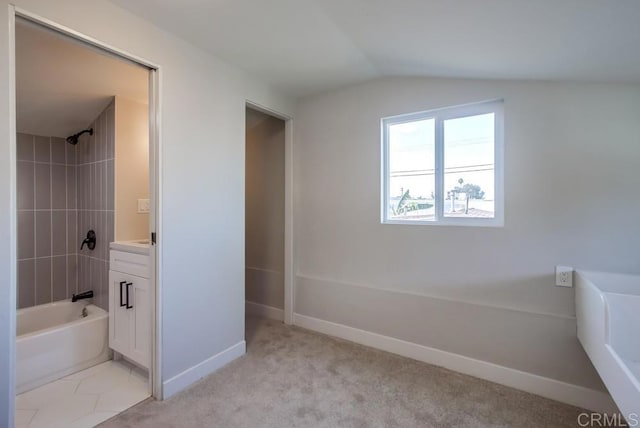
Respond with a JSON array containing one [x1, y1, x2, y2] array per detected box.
[[66, 128, 93, 145]]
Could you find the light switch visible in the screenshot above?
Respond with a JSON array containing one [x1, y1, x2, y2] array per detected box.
[[137, 199, 150, 213]]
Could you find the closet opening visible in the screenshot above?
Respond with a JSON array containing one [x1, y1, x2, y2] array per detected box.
[[245, 106, 286, 341]]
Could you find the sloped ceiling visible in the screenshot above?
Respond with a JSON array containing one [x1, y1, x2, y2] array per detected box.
[[110, 0, 640, 97]]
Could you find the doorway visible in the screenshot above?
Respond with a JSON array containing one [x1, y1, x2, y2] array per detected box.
[[12, 11, 161, 428], [245, 106, 286, 333]]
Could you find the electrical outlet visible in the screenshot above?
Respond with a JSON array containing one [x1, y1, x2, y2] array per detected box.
[[137, 199, 150, 213], [555, 265, 573, 287]]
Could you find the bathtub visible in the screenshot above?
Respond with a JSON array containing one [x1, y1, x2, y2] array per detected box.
[[576, 271, 640, 419], [16, 301, 110, 394]]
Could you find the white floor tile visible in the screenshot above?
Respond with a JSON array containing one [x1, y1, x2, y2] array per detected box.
[[75, 362, 131, 394], [16, 360, 150, 428], [15, 409, 36, 428], [68, 411, 118, 428], [63, 361, 114, 381], [129, 366, 149, 388], [95, 383, 149, 413], [27, 393, 98, 428], [16, 379, 79, 410]]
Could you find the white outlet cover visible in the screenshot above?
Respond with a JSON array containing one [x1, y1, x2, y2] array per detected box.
[[555, 265, 573, 287], [137, 199, 150, 213]]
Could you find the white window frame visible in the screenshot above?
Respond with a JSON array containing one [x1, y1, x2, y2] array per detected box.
[[381, 99, 504, 227]]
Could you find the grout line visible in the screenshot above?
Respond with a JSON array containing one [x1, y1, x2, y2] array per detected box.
[[65, 140, 69, 300], [26, 409, 37, 426], [89, 159, 93, 299], [18, 255, 67, 262], [18, 209, 78, 212], [72, 143, 77, 296], [75, 158, 114, 167], [89, 393, 99, 414], [32, 135, 37, 305], [50, 137, 53, 302], [16, 159, 69, 166]]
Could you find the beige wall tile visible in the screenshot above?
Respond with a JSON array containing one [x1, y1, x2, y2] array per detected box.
[[51, 164, 66, 210], [17, 161, 34, 210], [35, 258, 52, 305], [17, 133, 34, 161], [34, 163, 51, 209], [35, 211, 51, 258], [17, 260, 35, 309], [52, 256, 67, 301], [34, 136, 50, 163], [51, 138, 66, 164], [17, 211, 34, 260], [52, 211, 67, 256]]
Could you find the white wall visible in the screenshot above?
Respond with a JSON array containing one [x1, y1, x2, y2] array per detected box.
[[294, 77, 640, 396], [245, 108, 285, 310], [0, 1, 294, 423]]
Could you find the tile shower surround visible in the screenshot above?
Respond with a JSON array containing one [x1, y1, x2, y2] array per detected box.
[[16, 133, 78, 309], [77, 101, 115, 311], [17, 100, 115, 310]]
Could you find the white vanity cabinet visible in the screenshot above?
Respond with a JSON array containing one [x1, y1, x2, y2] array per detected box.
[[109, 243, 151, 369]]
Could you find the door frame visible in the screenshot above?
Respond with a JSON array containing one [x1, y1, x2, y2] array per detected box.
[[245, 101, 294, 325], [7, 5, 164, 409]]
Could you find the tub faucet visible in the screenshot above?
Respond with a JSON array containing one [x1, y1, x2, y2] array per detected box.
[[72, 290, 93, 302]]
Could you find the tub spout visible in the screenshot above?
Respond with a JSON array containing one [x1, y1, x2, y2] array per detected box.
[[72, 290, 93, 302]]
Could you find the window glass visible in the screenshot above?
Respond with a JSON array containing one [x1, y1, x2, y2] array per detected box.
[[443, 113, 495, 218], [388, 119, 435, 221]]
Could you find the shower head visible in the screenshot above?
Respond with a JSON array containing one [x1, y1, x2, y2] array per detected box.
[[66, 128, 93, 145]]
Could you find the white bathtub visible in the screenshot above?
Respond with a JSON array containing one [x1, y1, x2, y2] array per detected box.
[[16, 301, 110, 394], [576, 271, 640, 420]]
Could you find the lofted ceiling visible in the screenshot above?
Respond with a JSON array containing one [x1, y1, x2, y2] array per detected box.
[[16, 19, 149, 138], [110, 0, 640, 97]]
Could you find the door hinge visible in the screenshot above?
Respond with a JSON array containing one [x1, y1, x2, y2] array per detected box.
[[151, 232, 156, 245]]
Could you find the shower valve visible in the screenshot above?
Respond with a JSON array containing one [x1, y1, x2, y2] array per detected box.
[[80, 230, 96, 251]]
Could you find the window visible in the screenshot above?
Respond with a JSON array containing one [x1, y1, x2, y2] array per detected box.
[[382, 100, 503, 226]]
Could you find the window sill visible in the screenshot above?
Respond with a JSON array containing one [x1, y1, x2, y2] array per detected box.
[[381, 218, 504, 228]]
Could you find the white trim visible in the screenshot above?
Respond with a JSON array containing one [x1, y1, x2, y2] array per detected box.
[[293, 313, 618, 414], [284, 118, 294, 325], [246, 301, 284, 321], [382, 218, 503, 228], [6, 5, 18, 427], [244, 100, 294, 325], [149, 67, 163, 401], [381, 99, 504, 227], [162, 341, 246, 399]]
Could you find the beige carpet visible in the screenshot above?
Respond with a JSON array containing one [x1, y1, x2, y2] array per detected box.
[[100, 317, 587, 427]]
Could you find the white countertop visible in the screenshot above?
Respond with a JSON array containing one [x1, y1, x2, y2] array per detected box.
[[110, 240, 151, 255]]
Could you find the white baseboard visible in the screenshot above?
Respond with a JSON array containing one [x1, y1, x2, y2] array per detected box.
[[246, 301, 284, 322], [293, 313, 617, 414], [162, 341, 245, 399]]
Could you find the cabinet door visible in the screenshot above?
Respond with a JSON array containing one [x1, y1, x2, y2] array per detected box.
[[108, 270, 130, 355], [127, 276, 150, 369]]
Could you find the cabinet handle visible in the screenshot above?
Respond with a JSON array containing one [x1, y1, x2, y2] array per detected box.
[[126, 282, 133, 309], [119, 281, 127, 307]]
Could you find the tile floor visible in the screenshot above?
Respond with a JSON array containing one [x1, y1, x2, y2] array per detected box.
[[16, 360, 150, 428]]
